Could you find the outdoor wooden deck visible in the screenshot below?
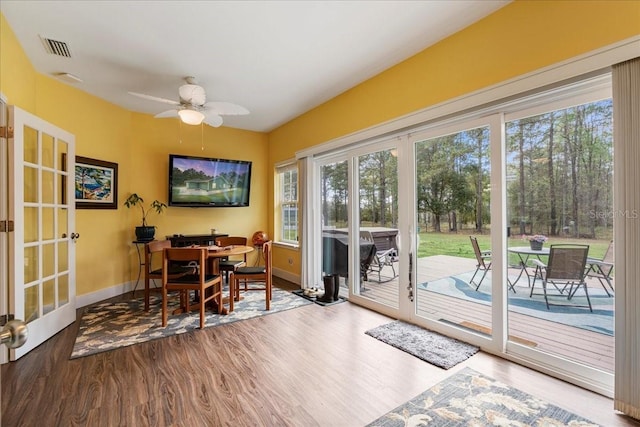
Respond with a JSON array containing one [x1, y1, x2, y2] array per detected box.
[[342, 255, 615, 372]]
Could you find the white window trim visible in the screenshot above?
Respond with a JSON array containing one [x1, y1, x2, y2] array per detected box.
[[275, 159, 299, 248]]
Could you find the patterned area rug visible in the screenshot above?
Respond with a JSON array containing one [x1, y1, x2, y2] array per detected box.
[[365, 321, 479, 370], [419, 271, 614, 336], [366, 367, 600, 426], [70, 288, 312, 359]]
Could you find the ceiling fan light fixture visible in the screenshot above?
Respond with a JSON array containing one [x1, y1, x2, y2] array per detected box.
[[178, 109, 205, 125]]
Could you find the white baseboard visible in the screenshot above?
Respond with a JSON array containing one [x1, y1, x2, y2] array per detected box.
[[272, 267, 301, 287], [76, 280, 137, 308], [76, 271, 300, 309]]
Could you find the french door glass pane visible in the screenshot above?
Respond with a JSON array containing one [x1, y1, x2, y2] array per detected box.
[[24, 284, 39, 323], [42, 170, 55, 204], [24, 166, 37, 203], [42, 133, 55, 168], [43, 279, 55, 315], [43, 207, 54, 240], [23, 125, 38, 164], [58, 274, 69, 306], [414, 126, 491, 332], [24, 246, 38, 284], [24, 207, 38, 243], [505, 99, 614, 373]]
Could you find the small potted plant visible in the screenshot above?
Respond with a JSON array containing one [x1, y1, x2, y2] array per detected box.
[[124, 193, 167, 241], [524, 234, 548, 251]]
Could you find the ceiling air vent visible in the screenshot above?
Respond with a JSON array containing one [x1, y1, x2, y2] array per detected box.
[[39, 35, 72, 58]]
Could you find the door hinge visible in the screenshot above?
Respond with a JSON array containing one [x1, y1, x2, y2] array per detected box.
[[0, 126, 14, 139], [0, 314, 15, 327], [0, 220, 15, 232]]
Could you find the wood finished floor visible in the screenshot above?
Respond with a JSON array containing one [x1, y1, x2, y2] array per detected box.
[[2, 279, 637, 427]]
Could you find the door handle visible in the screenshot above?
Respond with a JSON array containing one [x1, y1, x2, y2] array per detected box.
[[0, 319, 28, 349], [62, 233, 67, 238], [71, 232, 80, 241]]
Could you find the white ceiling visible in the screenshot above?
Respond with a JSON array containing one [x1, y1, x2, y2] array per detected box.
[[1, 1, 509, 132]]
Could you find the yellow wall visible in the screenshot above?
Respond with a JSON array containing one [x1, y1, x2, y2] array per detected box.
[[1, 13, 268, 297], [267, 0, 640, 280], [129, 113, 268, 244], [3, 0, 639, 292]]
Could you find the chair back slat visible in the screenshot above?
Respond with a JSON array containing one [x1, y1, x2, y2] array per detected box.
[[546, 245, 589, 281], [469, 236, 488, 268], [602, 240, 614, 264], [263, 241, 272, 271], [163, 248, 206, 280], [216, 236, 248, 247], [145, 240, 172, 274]]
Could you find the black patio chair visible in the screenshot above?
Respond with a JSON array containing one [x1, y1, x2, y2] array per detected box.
[[530, 244, 592, 312], [586, 240, 614, 296], [469, 236, 492, 291]]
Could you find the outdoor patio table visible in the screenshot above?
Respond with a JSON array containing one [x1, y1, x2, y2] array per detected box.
[[508, 246, 550, 289]]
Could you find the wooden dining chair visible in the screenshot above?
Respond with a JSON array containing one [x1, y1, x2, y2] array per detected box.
[[144, 240, 194, 311], [215, 236, 248, 282], [229, 241, 272, 311], [162, 247, 223, 329]]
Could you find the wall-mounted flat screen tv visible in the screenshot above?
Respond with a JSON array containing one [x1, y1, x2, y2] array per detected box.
[[168, 154, 252, 207]]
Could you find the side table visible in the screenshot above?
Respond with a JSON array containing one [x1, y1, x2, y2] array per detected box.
[[132, 240, 154, 296]]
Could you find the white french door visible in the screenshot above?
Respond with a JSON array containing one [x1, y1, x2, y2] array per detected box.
[[6, 106, 76, 360]]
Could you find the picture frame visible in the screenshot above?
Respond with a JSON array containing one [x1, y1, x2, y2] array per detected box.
[[75, 156, 118, 209]]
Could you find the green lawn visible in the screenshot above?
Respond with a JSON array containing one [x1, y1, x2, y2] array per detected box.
[[417, 232, 609, 263]]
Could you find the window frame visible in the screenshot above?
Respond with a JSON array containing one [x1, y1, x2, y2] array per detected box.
[[275, 161, 299, 246]]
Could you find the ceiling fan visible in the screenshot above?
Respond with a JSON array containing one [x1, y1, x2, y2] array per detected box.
[[128, 76, 249, 127]]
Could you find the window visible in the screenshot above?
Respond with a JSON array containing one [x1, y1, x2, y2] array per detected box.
[[276, 163, 298, 245]]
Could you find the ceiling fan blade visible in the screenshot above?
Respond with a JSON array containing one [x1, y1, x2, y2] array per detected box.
[[203, 101, 249, 116], [154, 109, 179, 119], [178, 84, 206, 106], [203, 113, 223, 128], [128, 91, 180, 106]]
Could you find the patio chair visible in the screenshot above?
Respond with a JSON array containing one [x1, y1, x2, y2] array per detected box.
[[530, 244, 592, 312], [586, 240, 614, 296], [362, 230, 398, 282], [469, 236, 492, 290]]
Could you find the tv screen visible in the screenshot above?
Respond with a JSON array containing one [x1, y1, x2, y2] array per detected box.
[[168, 154, 252, 207]]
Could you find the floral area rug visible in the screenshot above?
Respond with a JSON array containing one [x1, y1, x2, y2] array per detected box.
[[366, 367, 600, 426], [70, 288, 312, 359], [365, 321, 479, 370]]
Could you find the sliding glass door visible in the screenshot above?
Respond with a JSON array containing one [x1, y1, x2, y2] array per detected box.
[[409, 121, 493, 336], [504, 98, 615, 375], [356, 148, 399, 309], [318, 141, 401, 315], [307, 75, 615, 393]]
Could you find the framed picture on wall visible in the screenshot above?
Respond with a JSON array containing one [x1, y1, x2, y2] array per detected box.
[[75, 156, 118, 209]]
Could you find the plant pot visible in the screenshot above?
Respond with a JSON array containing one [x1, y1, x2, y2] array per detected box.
[[529, 241, 543, 251], [135, 226, 156, 241]]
